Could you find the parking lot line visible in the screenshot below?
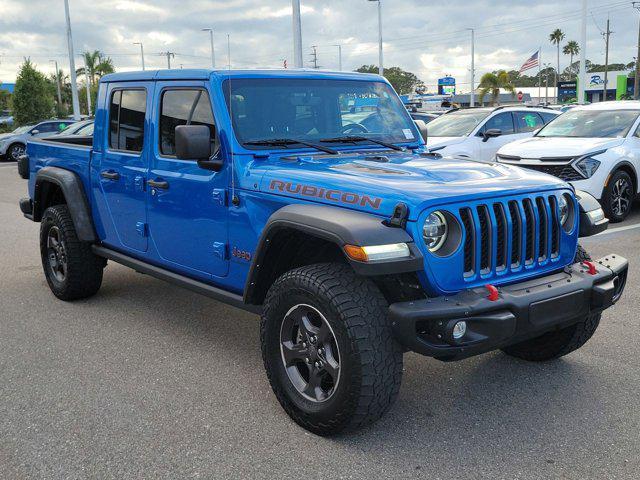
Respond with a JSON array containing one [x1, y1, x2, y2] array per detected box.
[[596, 222, 640, 236]]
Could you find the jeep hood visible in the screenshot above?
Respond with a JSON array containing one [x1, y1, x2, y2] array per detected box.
[[498, 136, 625, 158], [258, 151, 569, 221]]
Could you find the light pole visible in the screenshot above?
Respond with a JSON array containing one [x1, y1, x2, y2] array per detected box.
[[334, 44, 342, 71], [79, 54, 91, 116], [202, 28, 215, 68], [368, 0, 383, 76], [292, 0, 303, 68], [578, 0, 587, 104], [633, 2, 640, 99], [50, 60, 62, 110], [133, 42, 145, 70], [63, 0, 80, 120], [468, 28, 475, 107]]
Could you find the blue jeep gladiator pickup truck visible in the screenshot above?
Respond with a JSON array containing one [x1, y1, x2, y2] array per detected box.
[[18, 69, 628, 435]]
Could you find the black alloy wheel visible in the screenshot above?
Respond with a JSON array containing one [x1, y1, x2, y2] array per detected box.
[[280, 304, 341, 403], [46, 225, 68, 283], [610, 176, 633, 218], [9, 144, 25, 161]]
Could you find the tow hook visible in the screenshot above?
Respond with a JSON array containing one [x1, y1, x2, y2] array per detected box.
[[485, 284, 499, 301], [581, 261, 598, 275]]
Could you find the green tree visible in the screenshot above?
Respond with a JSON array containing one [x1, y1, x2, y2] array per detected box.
[[478, 70, 515, 105], [562, 41, 580, 78], [0, 89, 11, 111], [355, 65, 422, 94], [76, 50, 114, 85], [13, 59, 54, 125], [549, 29, 565, 85]]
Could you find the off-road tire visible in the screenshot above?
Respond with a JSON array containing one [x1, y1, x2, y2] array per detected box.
[[261, 263, 403, 435], [501, 244, 601, 361], [602, 169, 634, 222], [40, 205, 105, 301]]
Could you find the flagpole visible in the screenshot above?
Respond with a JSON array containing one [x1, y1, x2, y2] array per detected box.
[[538, 48, 542, 105]]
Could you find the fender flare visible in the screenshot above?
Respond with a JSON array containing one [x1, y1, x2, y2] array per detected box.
[[605, 160, 638, 194], [33, 166, 97, 242], [243, 204, 424, 304]]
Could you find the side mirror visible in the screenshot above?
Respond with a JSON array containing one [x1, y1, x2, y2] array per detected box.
[[175, 125, 222, 171], [414, 119, 428, 142], [31, 129, 40, 135], [482, 128, 502, 142]]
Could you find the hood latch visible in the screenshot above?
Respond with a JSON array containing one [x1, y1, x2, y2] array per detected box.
[[384, 202, 409, 228]]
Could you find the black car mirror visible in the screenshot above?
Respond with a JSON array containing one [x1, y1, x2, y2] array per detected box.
[[482, 129, 502, 142]]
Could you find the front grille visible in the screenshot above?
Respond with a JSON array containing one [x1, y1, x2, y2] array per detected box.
[[459, 195, 562, 280], [520, 164, 584, 181]]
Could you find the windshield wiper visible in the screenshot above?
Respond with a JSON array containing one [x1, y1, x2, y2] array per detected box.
[[244, 138, 338, 155], [319, 135, 404, 151]]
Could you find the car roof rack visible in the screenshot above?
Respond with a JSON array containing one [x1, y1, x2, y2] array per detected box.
[[492, 104, 555, 112]]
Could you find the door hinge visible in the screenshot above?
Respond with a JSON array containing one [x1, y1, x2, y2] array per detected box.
[[213, 242, 228, 260], [136, 222, 148, 237], [212, 189, 227, 206]]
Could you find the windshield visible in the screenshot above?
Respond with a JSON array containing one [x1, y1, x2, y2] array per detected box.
[[224, 78, 419, 148], [425, 110, 490, 137], [537, 109, 640, 138], [57, 120, 92, 136], [11, 125, 33, 135]]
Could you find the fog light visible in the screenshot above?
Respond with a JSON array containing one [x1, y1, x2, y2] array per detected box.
[[452, 321, 467, 340]]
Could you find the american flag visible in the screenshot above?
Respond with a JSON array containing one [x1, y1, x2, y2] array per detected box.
[[519, 51, 539, 74]]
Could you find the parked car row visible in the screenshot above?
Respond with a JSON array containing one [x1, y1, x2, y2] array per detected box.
[[0, 119, 93, 161]]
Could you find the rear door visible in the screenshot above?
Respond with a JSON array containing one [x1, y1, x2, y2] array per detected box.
[[146, 82, 229, 278], [95, 82, 153, 252]]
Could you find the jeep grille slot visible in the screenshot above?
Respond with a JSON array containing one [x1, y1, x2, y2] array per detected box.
[[522, 198, 536, 265], [548, 195, 560, 257], [535, 197, 548, 261], [508, 201, 522, 268], [460, 208, 475, 277], [477, 205, 491, 273], [493, 203, 508, 271]]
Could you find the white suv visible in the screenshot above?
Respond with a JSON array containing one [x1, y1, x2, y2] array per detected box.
[[424, 106, 559, 162], [497, 101, 640, 222]]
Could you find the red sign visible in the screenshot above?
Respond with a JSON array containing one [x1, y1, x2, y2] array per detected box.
[[517, 91, 524, 102]]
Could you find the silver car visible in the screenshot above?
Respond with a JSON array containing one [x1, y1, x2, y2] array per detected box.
[[0, 120, 75, 161]]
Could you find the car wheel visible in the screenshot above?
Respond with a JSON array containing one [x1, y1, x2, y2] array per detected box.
[[8, 143, 25, 162], [261, 263, 403, 435], [602, 170, 634, 222]]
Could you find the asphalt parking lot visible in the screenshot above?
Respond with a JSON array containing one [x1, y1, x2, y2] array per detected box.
[[1, 162, 638, 480]]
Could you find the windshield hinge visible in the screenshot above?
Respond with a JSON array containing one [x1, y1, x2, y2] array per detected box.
[[384, 203, 409, 228]]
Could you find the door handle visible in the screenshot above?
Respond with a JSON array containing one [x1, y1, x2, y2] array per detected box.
[[100, 170, 120, 180], [147, 179, 169, 190]]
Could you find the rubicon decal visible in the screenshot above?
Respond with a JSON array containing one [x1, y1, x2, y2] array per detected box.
[[269, 180, 382, 209]]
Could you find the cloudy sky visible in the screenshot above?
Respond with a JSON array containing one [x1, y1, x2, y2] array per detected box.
[[0, 0, 637, 92]]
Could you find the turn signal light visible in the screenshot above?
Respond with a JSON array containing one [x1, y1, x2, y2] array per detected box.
[[343, 243, 411, 262]]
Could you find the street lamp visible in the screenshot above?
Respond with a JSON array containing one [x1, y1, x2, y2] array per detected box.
[[467, 28, 475, 107], [292, 0, 303, 68], [201, 28, 215, 68], [334, 44, 342, 71], [63, 0, 80, 120], [133, 42, 145, 70], [368, 0, 383, 76]]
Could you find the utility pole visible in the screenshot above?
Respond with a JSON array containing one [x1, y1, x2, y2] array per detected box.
[[133, 42, 145, 70], [602, 17, 612, 102], [334, 44, 342, 71], [63, 0, 80, 120], [468, 28, 475, 107], [310, 45, 319, 69], [292, 0, 303, 68], [50, 60, 62, 110], [162, 51, 175, 69], [578, 0, 587, 104], [544, 63, 550, 105], [202, 28, 215, 68], [227, 34, 231, 69], [538, 48, 542, 105], [369, 0, 383, 76], [633, 3, 640, 99]]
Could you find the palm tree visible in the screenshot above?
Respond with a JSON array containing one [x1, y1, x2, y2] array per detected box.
[[76, 50, 115, 86], [478, 71, 515, 106], [563, 41, 580, 79], [549, 29, 565, 85]]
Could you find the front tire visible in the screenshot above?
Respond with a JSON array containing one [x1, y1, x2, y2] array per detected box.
[[501, 244, 601, 362], [602, 169, 634, 222], [40, 205, 105, 301], [261, 263, 403, 435], [7, 143, 25, 162]]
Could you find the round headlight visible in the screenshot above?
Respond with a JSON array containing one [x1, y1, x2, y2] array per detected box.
[[423, 211, 448, 252], [558, 195, 569, 226]]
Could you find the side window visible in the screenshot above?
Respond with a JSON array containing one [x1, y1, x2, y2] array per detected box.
[[539, 112, 558, 124], [483, 113, 515, 135], [109, 89, 147, 152], [37, 123, 56, 133], [515, 111, 545, 133], [159, 89, 215, 156]]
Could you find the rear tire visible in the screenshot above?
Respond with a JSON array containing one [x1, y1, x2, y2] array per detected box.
[[40, 205, 105, 301], [261, 263, 403, 435], [501, 244, 601, 361], [602, 169, 634, 222]]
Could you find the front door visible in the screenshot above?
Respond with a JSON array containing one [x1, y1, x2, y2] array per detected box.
[[146, 82, 229, 278], [96, 83, 152, 252], [478, 112, 518, 161]]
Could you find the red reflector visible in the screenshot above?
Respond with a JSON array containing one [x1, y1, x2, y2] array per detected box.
[[485, 284, 499, 301], [582, 261, 597, 275]]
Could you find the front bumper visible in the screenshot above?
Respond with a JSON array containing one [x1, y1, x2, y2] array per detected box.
[[390, 254, 628, 361]]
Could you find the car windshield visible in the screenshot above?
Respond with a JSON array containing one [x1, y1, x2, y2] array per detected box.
[[57, 120, 92, 136], [223, 78, 419, 148], [537, 109, 640, 138], [424, 109, 491, 137], [11, 125, 33, 135]]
